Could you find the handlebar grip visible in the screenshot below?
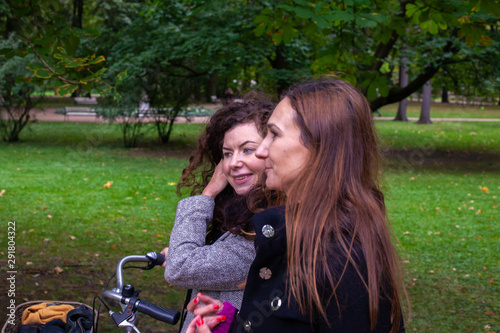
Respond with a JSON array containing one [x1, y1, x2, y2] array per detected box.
[[135, 299, 180, 325]]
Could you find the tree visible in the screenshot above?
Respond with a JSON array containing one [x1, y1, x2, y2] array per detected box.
[[252, 0, 500, 110], [0, 36, 40, 142]]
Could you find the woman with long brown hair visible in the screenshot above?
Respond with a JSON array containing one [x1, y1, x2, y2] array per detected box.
[[162, 94, 277, 333], [184, 78, 407, 333]]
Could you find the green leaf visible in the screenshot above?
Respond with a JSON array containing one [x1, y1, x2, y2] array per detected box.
[[254, 14, 269, 25], [406, 4, 420, 19], [315, 17, 332, 30], [356, 16, 377, 28], [429, 20, 439, 34], [90, 55, 106, 65], [116, 71, 128, 82], [254, 23, 267, 37], [380, 62, 391, 74], [56, 84, 78, 97], [283, 26, 294, 44], [33, 68, 53, 79], [324, 10, 355, 22], [63, 34, 80, 56], [27, 63, 46, 71], [376, 76, 389, 97]]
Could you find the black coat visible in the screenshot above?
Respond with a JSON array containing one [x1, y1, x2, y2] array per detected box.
[[229, 206, 404, 333]]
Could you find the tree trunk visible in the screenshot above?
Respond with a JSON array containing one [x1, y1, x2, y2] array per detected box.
[[418, 80, 433, 124], [441, 87, 449, 103], [206, 72, 217, 102], [72, 0, 83, 28], [269, 44, 290, 96], [394, 58, 409, 121]]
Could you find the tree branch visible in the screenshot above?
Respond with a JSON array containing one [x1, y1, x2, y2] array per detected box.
[[7, 0, 82, 86], [369, 40, 462, 110]]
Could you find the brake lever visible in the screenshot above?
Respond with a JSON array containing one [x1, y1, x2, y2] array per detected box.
[[110, 308, 139, 332]]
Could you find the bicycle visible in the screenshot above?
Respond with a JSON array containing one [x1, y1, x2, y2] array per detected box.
[[96, 252, 180, 332]]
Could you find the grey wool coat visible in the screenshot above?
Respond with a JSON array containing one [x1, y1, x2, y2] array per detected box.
[[164, 195, 256, 333]]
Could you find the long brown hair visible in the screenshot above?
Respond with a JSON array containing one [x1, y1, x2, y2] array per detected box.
[[283, 79, 406, 331], [177, 93, 276, 242]]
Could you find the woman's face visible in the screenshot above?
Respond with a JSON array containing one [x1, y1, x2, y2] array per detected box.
[[222, 122, 266, 195], [256, 98, 310, 193]]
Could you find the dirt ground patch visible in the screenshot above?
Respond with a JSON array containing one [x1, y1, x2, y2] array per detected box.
[[382, 149, 500, 173]]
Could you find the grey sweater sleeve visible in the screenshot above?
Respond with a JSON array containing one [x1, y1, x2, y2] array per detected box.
[[164, 195, 255, 290]]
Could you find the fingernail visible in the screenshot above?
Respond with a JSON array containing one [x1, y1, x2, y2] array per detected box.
[[196, 316, 204, 326], [199, 292, 204, 296], [193, 297, 198, 304], [213, 304, 220, 309], [216, 317, 221, 323], [221, 315, 226, 321]]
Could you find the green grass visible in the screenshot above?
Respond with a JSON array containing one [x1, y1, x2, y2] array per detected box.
[[380, 101, 500, 119], [0, 118, 499, 332]]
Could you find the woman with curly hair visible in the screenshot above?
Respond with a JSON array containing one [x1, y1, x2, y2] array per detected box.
[[162, 94, 278, 333]]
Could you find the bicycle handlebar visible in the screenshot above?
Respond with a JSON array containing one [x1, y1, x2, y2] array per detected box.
[[134, 299, 180, 324], [102, 252, 180, 326]]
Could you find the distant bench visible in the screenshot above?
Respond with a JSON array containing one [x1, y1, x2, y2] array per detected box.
[[74, 97, 99, 105], [63, 106, 99, 121]]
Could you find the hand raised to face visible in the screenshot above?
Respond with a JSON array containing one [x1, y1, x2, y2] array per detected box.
[[202, 162, 228, 199]]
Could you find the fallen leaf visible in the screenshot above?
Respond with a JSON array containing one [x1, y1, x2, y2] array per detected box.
[[26, 261, 33, 265], [47, 215, 53, 218], [484, 311, 494, 315], [70, 236, 76, 240], [168, 182, 176, 186], [42, 206, 47, 210], [103, 181, 113, 189], [53, 266, 64, 274], [0, 189, 5, 196]]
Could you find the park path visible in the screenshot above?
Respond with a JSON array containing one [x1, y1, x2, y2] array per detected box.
[[30, 108, 500, 123]]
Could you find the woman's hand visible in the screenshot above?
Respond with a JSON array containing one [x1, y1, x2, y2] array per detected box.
[[185, 316, 212, 333], [202, 162, 227, 199], [187, 293, 226, 329], [160, 247, 168, 267]]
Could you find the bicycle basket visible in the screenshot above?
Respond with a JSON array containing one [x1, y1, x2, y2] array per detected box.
[[2, 300, 97, 333]]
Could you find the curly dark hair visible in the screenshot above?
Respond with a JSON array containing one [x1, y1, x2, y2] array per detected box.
[[176, 92, 277, 243]]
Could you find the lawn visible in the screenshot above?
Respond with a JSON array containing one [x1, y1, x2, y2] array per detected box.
[[379, 101, 500, 119], [0, 116, 499, 332]]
